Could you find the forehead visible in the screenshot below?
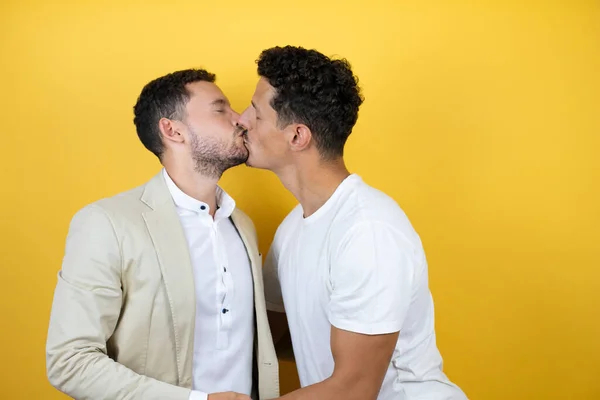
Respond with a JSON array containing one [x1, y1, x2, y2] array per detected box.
[[253, 77, 276, 104], [185, 81, 225, 106]]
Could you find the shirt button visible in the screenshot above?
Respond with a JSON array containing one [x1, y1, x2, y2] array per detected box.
[[200, 205, 206, 210], [223, 267, 227, 272], [222, 308, 229, 314]]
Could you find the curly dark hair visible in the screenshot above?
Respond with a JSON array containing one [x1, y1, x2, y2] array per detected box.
[[133, 69, 216, 160], [257, 46, 364, 159]]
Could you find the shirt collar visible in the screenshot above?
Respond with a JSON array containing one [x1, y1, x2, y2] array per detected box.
[[162, 168, 236, 219]]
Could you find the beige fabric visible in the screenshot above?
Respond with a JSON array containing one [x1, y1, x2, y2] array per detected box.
[[46, 171, 279, 400]]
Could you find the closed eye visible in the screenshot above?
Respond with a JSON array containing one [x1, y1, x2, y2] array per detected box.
[[211, 98, 229, 113]]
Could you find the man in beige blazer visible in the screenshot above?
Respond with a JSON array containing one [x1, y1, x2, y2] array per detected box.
[[46, 69, 279, 400]]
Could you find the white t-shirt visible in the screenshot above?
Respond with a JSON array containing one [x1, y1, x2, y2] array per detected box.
[[264, 174, 466, 400]]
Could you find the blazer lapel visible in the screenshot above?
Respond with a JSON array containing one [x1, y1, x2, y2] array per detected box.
[[141, 172, 196, 387], [230, 210, 268, 351], [230, 209, 262, 295]]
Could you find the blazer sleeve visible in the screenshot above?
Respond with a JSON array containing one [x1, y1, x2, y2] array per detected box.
[[45, 204, 190, 400]]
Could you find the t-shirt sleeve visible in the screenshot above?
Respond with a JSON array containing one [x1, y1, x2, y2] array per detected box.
[[328, 221, 415, 335], [263, 237, 285, 313]]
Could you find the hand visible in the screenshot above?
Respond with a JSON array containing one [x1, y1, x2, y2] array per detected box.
[[207, 392, 251, 400]]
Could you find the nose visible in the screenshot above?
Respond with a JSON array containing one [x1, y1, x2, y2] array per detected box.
[[238, 105, 253, 131], [231, 109, 241, 126]]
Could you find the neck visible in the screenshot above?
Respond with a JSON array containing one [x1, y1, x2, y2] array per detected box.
[[276, 156, 350, 218], [163, 159, 220, 217]]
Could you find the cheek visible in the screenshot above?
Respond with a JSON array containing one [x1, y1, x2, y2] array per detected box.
[[210, 114, 233, 131], [266, 133, 288, 157], [192, 119, 224, 139], [257, 128, 278, 149], [251, 123, 267, 145]]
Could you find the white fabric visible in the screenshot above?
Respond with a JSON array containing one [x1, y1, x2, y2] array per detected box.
[[264, 174, 466, 400], [163, 169, 254, 400], [188, 391, 207, 400]]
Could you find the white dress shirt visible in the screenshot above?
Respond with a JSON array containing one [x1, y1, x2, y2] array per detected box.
[[163, 169, 255, 400]]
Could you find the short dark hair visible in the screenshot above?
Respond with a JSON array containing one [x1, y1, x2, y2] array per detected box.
[[133, 69, 216, 160], [256, 46, 364, 159]]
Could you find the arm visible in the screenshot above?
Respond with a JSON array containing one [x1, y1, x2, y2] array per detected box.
[[277, 327, 398, 400], [274, 221, 414, 400], [46, 205, 191, 400]]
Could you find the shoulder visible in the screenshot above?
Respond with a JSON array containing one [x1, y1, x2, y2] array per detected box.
[[67, 176, 153, 233], [331, 176, 423, 252]]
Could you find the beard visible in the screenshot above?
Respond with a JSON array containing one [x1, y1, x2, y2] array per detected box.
[[189, 127, 249, 179]]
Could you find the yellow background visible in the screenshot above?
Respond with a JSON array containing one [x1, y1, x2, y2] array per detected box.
[[1, 1, 598, 399]]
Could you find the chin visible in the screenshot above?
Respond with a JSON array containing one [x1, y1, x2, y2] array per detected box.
[[244, 157, 256, 168], [245, 157, 270, 171], [245, 154, 259, 169]]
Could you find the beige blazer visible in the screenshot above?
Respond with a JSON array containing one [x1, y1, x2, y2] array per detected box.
[[46, 172, 279, 400]]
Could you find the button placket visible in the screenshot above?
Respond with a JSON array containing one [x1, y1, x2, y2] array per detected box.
[[216, 223, 233, 349]]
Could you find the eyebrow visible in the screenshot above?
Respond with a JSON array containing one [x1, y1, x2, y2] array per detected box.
[[211, 98, 228, 107]]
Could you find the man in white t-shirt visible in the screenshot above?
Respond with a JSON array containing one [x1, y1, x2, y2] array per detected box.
[[238, 45, 468, 400]]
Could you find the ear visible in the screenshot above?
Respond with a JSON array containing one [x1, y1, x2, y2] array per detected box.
[[289, 124, 312, 152], [158, 117, 184, 144]]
